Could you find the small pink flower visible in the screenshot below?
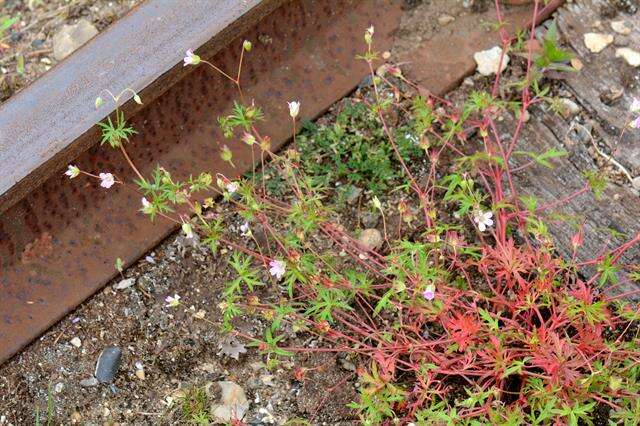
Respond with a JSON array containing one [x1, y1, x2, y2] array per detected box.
[[473, 210, 493, 232], [99, 172, 115, 189], [165, 294, 181, 308], [141, 197, 154, 214], [631, 116, 640, 129], [269, 259, 286, 281], [287, 101, 300, 119], [422, 284, 436, 301], [630, 98, 640, 113], [242, 132, 256, 146], [226, 181, 239, 193], [64, 165, 80, 179], [183, 49, 200, 66], [240, 221, 251, 237]]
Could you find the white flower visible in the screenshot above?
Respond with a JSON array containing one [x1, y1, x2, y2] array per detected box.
[[99, 172, 115, 189], [183, 49, 200, 66], [141, 197, 154, 214], [631, 98, 640, 113], [473, 210, 494, 232], [287, 101, 300, 119], [240, 221, 251, 237], [65, 165, 80, 179], [372, 196, 382, 210], [165, 294, 181, 308], [269, 259, 286, 281], [366, 25, 374, 35], [226, 181, 239, 194], [182, 223, 194, 239]]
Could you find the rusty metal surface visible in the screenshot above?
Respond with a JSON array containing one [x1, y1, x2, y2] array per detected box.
[[0, 0, 403, 364], [401, 0, 564, 95]]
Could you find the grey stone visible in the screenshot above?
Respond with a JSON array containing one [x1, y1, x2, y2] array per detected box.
[[79, 377, 99, 387], [113, 277, 135, 290], [361, 211, 380, 228], [358, 228, 383, 250], [211, 381, 249, 423], [559, 98, 580, 118], [52, 19, 98, 61], [94, 346, 122, 384]]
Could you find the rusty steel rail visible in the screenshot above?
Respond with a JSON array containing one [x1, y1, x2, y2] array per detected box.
[[0, 0, 563, 365], [0, 0, 403, 364]]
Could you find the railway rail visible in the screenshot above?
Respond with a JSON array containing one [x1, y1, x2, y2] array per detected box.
[[0, 0, 561, 365]]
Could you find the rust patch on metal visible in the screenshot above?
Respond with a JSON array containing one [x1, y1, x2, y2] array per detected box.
[[20, 232, 53, 264], [0, 0, 403, 364]]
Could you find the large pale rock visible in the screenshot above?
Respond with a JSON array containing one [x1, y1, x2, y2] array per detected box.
[[473, 46, 509, 76], [52, 19, 98, 61]]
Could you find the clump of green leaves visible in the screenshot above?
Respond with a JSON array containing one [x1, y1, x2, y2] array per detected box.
[[98, 110, 136, 148], [297, 100, 421, 194], [534, 22, 574, 72], [179, 387, 211, 425]]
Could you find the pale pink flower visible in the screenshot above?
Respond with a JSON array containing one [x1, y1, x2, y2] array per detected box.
[[631, 116, 640, 129], [473, 210, 494, 232], [422, 284, 436, 301], [65, 165, 80, 179], [99, 172, 115, 189], [183, 49, 200, 66], [287, 101, 300, 119], [269, 259, 286, 280], [226, 181, 239, 194], [141, 197, 154, 214], [242, 132, 256, 146], [165, 294, 181, 308], [240, 221, 251, 237], [630, 98, 640, 113]]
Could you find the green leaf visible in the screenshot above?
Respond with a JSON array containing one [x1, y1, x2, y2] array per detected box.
[[0, 15, 18, 34], [478, 308, 500, 331], [16, 54, 24, 75]]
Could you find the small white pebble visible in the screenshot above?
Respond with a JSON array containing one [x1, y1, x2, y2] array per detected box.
[[70, 337, 82, 348], [113, 277, 135, 290], [473, 46, 509, 76], [611, 20, 631, 35], [615, 48, 640, 67], [584, 33, 613, 53]]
